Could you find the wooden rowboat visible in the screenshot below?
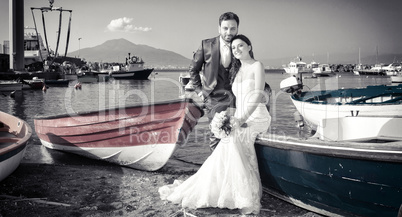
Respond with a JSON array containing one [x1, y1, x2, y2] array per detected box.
[[281, 76, 402, 127], [256, 133, 402, 217], [34, 99, 204, 171], [0, 111, 32, 182]]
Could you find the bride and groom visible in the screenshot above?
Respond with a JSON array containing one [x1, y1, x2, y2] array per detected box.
[[159, 12, 271, 215]]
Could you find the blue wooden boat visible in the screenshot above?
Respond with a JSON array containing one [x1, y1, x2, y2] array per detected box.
[[255, 133, 402, 217]]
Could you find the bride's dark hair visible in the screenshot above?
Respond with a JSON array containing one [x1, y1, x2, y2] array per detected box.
[[229, 34, 254, 84]]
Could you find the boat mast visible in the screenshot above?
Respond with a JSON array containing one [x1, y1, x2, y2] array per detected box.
[[327, 52, 329, 64], [358, 48, 361, 65]]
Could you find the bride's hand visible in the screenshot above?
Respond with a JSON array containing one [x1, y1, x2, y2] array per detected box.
[[231, 117, 240, 129], [231, 117, 247, 128]]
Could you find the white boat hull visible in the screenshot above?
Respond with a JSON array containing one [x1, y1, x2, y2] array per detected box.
[[312, 66, 333, 77], [0, 146, 26, 181], [391, 75, 402, 83], [316, 116, 402, 141], [40, 140, 177, 171], [112, 72, 135, 78], [291, 97, 402, 127]]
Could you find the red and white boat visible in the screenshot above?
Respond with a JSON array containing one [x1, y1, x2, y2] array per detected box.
[[0, 111, 32, 181], [34, 99, 204, 171]]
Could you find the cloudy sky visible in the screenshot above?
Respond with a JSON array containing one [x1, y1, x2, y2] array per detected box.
[[1, 0, 401, 64]]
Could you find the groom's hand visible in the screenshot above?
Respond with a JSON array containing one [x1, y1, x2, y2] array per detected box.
[[197, 92, 205, 102]]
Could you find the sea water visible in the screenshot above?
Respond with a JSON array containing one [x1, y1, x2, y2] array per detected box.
[[0, 71, 392, 163]]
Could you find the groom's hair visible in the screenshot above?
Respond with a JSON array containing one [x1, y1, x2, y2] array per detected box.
[[219, 12, 239, 27]]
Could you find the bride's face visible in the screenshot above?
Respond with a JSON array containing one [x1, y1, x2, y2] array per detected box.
[[231, 39, 251, 60]]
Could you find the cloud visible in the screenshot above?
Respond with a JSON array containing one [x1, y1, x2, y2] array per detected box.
[[107, 17, 152, 33]]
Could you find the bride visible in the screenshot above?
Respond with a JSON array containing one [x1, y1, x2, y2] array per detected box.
[[159, 34, 271, 215]]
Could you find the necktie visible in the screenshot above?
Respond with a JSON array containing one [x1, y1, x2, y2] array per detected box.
[[222, 44, 231, 68]]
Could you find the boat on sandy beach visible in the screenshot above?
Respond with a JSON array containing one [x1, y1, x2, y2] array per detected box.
[[255, 132, 402, 217], [34, 99, 204, 171], [254, 76, 402, 216], [0, 111, 32, 181], [109, 53, 154, 80], [315, 115, 402, 141]]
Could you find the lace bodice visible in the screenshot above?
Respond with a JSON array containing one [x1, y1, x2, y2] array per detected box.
[[232, 77, 268, 123]]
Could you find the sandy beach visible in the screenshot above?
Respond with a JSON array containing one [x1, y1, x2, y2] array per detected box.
[[0, 115, 320, 217], [0, 162, 317, 217]]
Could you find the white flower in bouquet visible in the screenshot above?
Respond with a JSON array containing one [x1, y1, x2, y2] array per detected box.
[[209, 111, 234, 139]]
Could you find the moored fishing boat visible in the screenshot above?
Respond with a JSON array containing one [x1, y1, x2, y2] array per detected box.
[[312, 64, 333, 77], [34, 99, 204, 171], [109, 53, 154, 80], [255, 133, 402, 217], [77, 66, 110, 83], [0, 111, 32, 182], [22, 77, 45, 90], [0, 81, 23, 92], [283, 57, 311, 74], [354, 63, 387, 76], [24, 27, 49, 69]]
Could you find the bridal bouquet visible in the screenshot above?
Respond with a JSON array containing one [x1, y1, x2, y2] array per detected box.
[[210, 111, 234, 138]]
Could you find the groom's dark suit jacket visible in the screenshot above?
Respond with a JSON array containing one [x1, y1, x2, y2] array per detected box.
[[189, 36, 231, 98]]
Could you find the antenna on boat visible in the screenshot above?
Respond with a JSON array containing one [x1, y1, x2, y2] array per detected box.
[[31, 0, 73, 67]]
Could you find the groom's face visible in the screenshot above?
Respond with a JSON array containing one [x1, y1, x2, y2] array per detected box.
[[218, 20, 238, 43]]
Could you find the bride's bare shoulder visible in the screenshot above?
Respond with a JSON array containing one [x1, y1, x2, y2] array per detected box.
[[250, 61, 264, 72]]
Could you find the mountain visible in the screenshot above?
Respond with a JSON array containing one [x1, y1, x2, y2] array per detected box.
[[68, 38, 191, 68], [70, 39, 401, 69]]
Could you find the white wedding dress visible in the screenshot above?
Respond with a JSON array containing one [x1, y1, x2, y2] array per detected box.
[[159, 76, 271, 214]]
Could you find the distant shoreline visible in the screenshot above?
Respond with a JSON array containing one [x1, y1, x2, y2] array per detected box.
[[154, 68, 188, 72], [154, 68, 287, 73]]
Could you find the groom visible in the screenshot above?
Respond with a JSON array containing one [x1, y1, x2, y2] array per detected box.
[[185, 12, 239, 151]]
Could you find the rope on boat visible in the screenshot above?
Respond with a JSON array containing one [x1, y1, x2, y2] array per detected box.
[[51, 8, 63, 66], [64, 11, 72, 57], [40, 9, 51, 58]]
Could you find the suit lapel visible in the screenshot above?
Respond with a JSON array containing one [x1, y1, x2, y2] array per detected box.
[[211, 36, 220, 74]]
